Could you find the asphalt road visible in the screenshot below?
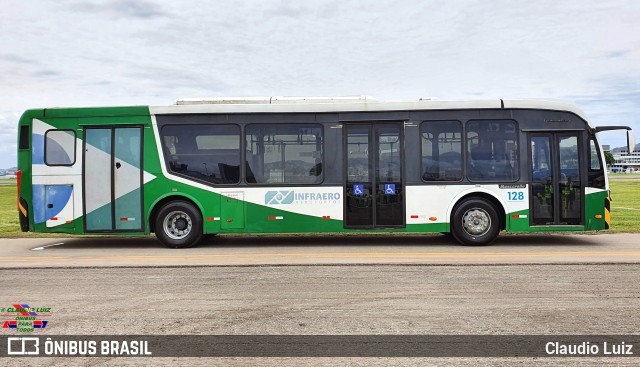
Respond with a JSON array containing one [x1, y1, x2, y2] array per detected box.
[[1, 233, 639, 366], [1, 233, 640, 267]]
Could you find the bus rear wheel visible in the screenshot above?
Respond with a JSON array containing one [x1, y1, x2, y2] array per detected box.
[[155, 201, 203, 248], [451, 198, 500, 246]]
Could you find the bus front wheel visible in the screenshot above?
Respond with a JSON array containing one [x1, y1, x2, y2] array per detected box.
[[451, 198, 500, 246], [155, 201, 203, 248]]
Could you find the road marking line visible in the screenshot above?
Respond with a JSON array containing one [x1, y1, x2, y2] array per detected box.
[[3, 250, 640, 262], [30, 242, 65, 251]]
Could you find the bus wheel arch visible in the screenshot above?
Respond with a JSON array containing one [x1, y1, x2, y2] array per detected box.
[[150, 196, 204, 248], [449, 193, 505, 246]]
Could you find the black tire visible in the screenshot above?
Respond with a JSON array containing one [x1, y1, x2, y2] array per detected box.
[[154, 201, 203, 248], [450, 198, 500, 246]]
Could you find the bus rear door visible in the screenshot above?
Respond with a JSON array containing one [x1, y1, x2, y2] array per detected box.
[[83, 126, 144, 232]]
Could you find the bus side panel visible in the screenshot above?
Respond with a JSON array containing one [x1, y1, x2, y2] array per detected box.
[[243, 188, 344, 234], [584, 189, 608, 231], [220, 192, 245, 230], [20, 108, 153, 235], [30, 118, 83, 234]]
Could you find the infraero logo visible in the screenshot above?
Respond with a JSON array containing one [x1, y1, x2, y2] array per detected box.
[[265, 190, 341, 205], [265, 191, 295, 205]]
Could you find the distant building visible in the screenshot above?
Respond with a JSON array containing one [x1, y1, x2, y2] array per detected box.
[[602, 144, 610, 153], [610, 150, 640, 173]]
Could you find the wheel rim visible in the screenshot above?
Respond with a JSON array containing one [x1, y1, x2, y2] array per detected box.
[[461, 207, 491, 237], [163, 210, 193, 240]]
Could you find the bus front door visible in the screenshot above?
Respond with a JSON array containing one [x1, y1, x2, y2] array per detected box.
[[529, 132, 583, 226], [344, 123, 405, 228], [84, 126, 144, 232]]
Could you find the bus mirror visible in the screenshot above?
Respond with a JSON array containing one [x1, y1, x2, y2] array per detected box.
[[627, 130, 636, 154]]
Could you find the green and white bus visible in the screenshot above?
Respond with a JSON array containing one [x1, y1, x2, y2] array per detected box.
[[16, 96, 634, 248]]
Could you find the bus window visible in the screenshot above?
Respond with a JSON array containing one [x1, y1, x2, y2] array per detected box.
[[378, 131, 401, 182], [589, 139, 601, 170], [588, 138, 605, 189], [19, 125, 30, 150], [421, 121, 462, 181], [161, 124, 241, 185], [559, 135, 581, 222], [466, 120, 518, 182], [347, 130, 369, 183], [45, 130, 76, 166], [530, 136, 553, 224], [245, 124, 323, 185]]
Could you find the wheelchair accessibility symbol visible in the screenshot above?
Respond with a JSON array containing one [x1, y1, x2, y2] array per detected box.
[[353, 184, 364, 196], [384, 184, 396, 195]]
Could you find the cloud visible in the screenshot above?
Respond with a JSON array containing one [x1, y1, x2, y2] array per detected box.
[[0, 54, 37, 65], [1, 0, 639, 166], [69, 0, 167, 19], [32, 70, 61, 78], [263, 0, 309, 19], [604, 50, 632, 59]]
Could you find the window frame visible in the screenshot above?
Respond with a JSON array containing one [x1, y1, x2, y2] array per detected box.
[[465, 119, 520, 183], [160, 123, 242, 186], [419, 120, 464, 183], [44, 129, 77, 166], [244, 123, 325, 186], [588, 138, 603, 171], [587, 136, 606, 189]]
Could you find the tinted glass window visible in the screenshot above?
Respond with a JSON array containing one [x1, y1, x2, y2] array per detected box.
[[161, 124, 240, 184], [245, 124, 323, 184], [530, 136, 553, 225], [588, 138, 605, 189], [421, 121, 462, 181], [466, 120, 518, 181], [589, 139, 601, 170], [347, 128, 369, 182], [378, 127, 401, 182], [559, 135, 581, 224], [19, 125, 30, 150], [45, 130, 76, 166]]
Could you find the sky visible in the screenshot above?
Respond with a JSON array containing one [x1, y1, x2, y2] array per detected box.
[[1, 0, 639, 168]]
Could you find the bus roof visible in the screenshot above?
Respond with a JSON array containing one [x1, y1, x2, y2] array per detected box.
[[150, 97, 591, 124], [28, 97, 591, 127]]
